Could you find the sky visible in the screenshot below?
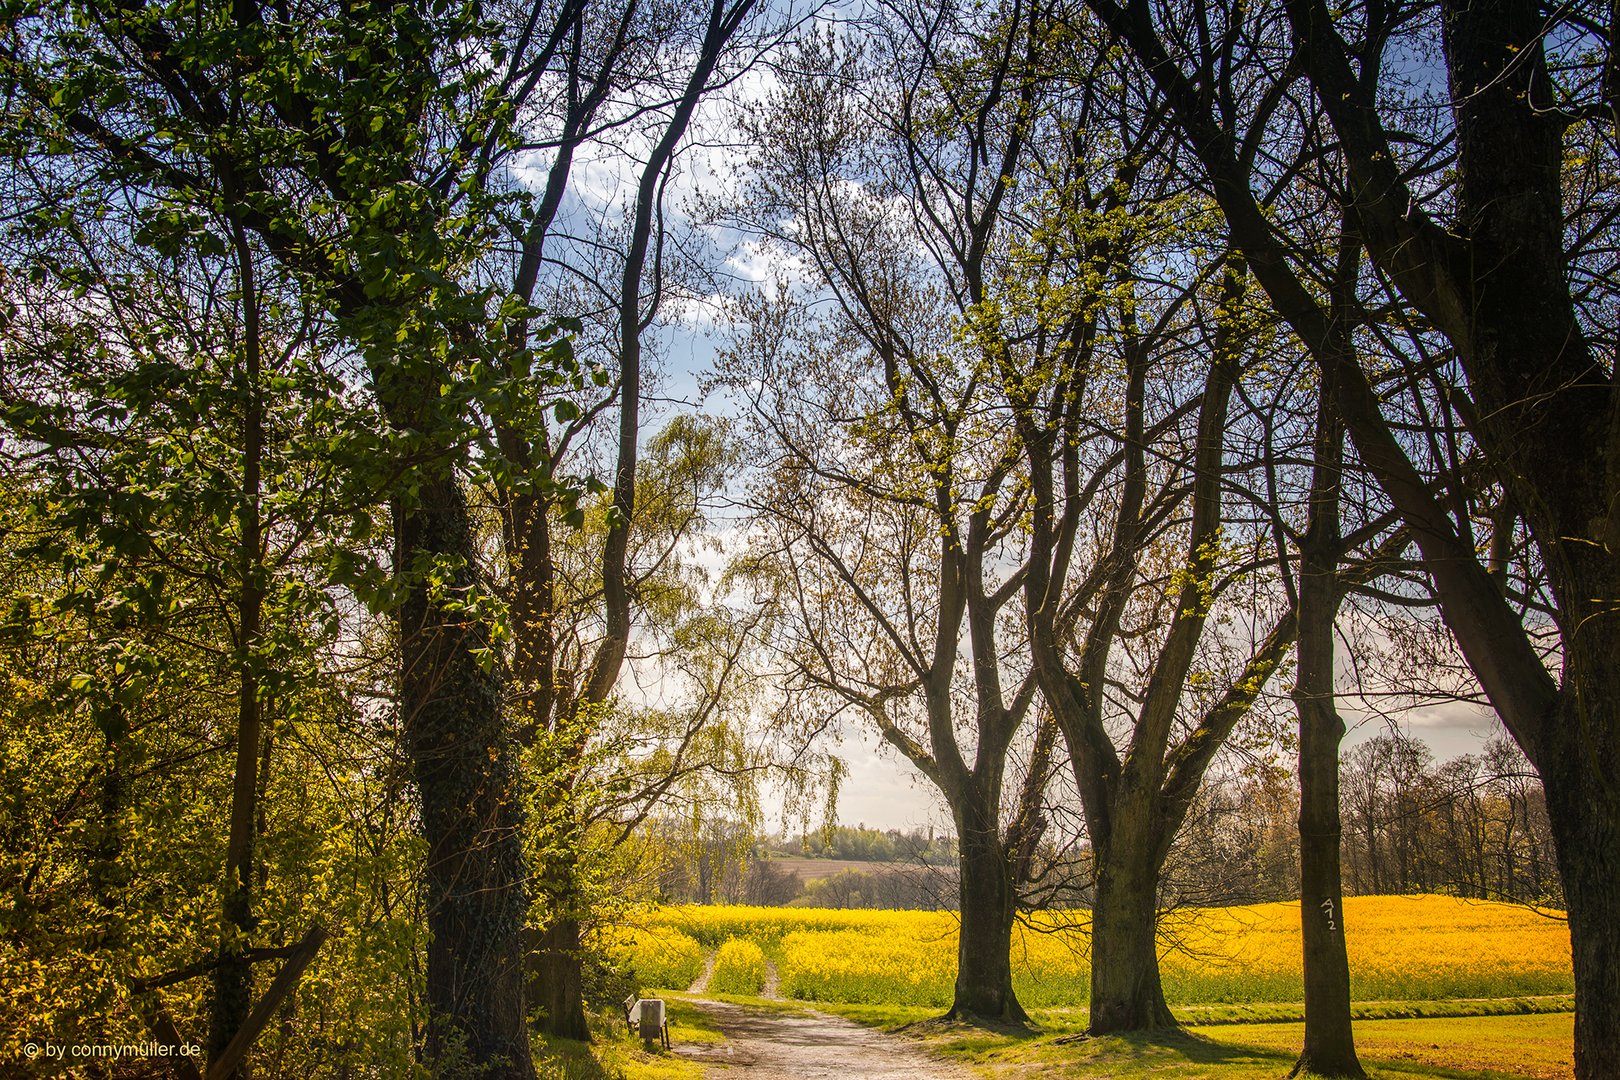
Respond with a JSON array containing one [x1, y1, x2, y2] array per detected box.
[[520, 27, 1522, 837], [795, 690, 1510, 835]]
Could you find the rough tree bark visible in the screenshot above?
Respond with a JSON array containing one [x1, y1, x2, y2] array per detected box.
[[1290, 245, 1364, 1078], [949, 789, 1031, 1024], [397, 476, 533, 1079], [528, 890, 588, 1041], [1539, 723, 1620, 1080], [1086, 808, 1176, 1032], [951, 834, 1021, 1020]]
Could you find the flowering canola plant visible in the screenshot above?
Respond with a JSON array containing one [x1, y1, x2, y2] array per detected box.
[[622, 896, 1570, 1008], [600, 924, 704, 992], [709, 938, 768, 995]]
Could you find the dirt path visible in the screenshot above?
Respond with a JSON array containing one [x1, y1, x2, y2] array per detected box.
[[672, 999, 973, 1080], [688, 950, 719, 994], [685, 952, 781, 999]]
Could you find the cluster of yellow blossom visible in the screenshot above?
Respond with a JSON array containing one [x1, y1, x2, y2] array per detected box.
[[1152, 897, 1572, 1002], [618, 895, 1571, 1007], [647, 905, 949, 949], [780, 928, 959, 1004], [708, 938, 768, 995], [600, 924, 704, 992]]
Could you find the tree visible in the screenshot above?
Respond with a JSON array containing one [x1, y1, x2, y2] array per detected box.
[[721, 287, 1054, 1021], [512, 411, 792, 1035], [1018, 254, 1311, 1034], [717, 9, 1080, 1023], [1162, 763, 1300, 904], [1288, 231, 1365, 1079], [441, 0, 780, 1038], [5, 0, 800, 1060], [1334, 731, 1561, 903], [1080, 0, 1618, 1067], [2, 0, 574, 1070], [0, 166, 435, 1075], [0, 132, 398, 1069], [728, 4, 1330, 1030]]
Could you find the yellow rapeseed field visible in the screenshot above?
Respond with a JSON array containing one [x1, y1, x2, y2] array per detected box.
[[622, 896, 1571, 1007], [708, 938, 768, 995], [601, 924, 704, 992]]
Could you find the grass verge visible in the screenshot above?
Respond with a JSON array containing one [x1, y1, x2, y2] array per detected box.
[[797, 994, 1573, 1032], [531, 1000, 727, 1080], [1191, 1013, 1574, 1080], [1179, 996, 1575, 1026], [641, 990, 1574, 1079], [796, 1000, 1572, 1080]]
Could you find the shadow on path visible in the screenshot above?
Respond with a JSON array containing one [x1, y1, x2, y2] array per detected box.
[[673, 999, 974, 1080]]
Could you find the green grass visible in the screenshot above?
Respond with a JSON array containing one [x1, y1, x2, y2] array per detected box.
[[530, 1000, 725, 1080], [1180, 995, 1576, 1026], [1192, 1014, 1574, 1080], [979, 1022, 1567, 1080], [661, 997, 729, 1044], [666, 988, 810, 1014], [530, 1028, 687, 1080], [779, 999, 1573, 1079], [819, 1015, 1570, 1080]]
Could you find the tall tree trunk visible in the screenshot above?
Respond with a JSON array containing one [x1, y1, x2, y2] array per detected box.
[[1291, 237, 1364, 1080], [506, 492, 589, 1042], [1293, 587, 1363, 1079], [948, 806, 1026, 1024], [1292, 492, 1364, 1076], [527, 834, 590, 1041], [1541, 668, 1620, 1080], [526, 743, 591, 1040], [1088, 819, 1174, 1034], [529, 916, 589, 1041], [211, 218, 264, 1079], [398, 480, 534, 1080]]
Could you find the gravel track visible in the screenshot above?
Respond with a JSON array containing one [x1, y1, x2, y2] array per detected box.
[[672, 999, 971, 1080]]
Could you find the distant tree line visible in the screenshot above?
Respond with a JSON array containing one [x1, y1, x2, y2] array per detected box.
[[772, 825, 957, 866], [653, 856, 958, 911], [639, 820, 957, 908], [642, 731, 1561, 913], [1169, 735, 1560, 910]]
